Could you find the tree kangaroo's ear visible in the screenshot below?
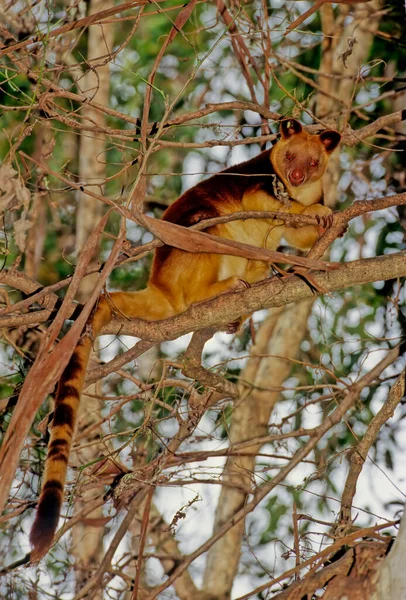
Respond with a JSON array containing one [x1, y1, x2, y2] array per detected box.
[[319, 130, 341, 153], [280, 118, 303, 139]]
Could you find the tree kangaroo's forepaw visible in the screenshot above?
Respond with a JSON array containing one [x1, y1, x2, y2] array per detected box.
[[316, 213, 348, 238], [316, 213, 334, 230]]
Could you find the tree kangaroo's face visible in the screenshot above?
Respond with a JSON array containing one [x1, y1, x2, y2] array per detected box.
[[272, 119, 341, 188]]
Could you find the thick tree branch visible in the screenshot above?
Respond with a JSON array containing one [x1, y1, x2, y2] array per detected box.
[[100, 250, 406, 341], [2, 251, 405, 356], [2, 189, 405, 332]]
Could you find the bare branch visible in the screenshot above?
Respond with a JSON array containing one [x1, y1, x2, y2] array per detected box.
[[340, 370, 406, 528]]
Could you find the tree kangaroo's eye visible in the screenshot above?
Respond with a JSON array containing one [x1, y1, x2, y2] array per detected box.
[[286, 153, 294, 161], [309, 159, 319, 167]]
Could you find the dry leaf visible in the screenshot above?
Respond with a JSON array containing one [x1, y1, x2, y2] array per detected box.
[[13, 215, 32, 252], [0, 164, 19, 212], [0, 163, 32, 251]]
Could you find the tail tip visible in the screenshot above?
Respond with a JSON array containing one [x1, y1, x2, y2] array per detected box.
[[29, 520, 56, 562], [29, 488, 62, 561]]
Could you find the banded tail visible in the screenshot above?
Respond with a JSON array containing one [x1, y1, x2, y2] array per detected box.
[[30, 288, 173, 560], [29, 298, 112, 561]]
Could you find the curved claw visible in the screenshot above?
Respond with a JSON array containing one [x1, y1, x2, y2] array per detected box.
[[224, 280, 250, 333], [316, 214, 334, 229], [290, 266, 326, 294], [337, 223, 348, 238], [233, 278, 251, 292]]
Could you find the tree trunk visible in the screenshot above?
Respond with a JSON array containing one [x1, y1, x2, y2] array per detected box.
[[203, 300, 314, 595], [71, 0, 114, 594]]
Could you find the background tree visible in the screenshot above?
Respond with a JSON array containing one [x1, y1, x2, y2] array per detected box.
[[0, 1, 405, 599]]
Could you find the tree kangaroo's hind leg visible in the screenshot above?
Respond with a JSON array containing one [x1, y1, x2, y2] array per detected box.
[[194, 276, 251, 333], [98, 285, 176, 325], [195, 275, 251, 303]]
